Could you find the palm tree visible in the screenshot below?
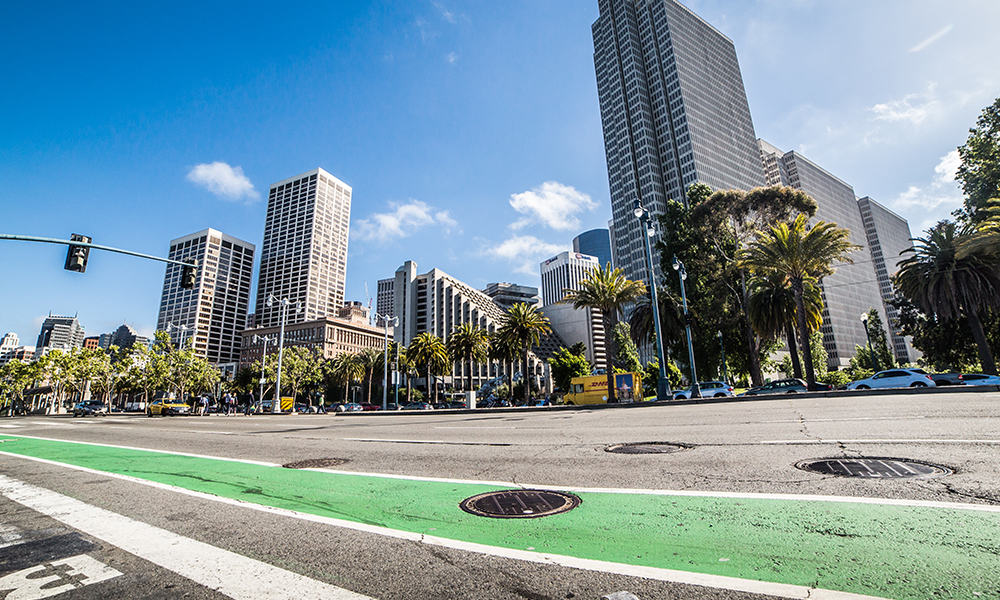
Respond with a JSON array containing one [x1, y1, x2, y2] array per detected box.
[[488, 329, 518, 400], [407, 332, 450, 403], [329, 353, 363, 404], [497, 302, 552, 406], [447, 323, 490, 393], [397, 346, 418, 403], [357, 348, 383, 405], [562, 263, 646, 403], [896, 219, 1000, 374], [747, 273, 823, 379], [741, 214, 859, 389]]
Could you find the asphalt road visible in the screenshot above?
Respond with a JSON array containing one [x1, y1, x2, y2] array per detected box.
[[1, 390, 998, 600]]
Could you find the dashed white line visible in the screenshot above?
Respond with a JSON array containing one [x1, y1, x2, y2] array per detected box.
[[760, 439, 1000, 445], [0, 474, 373, 600]]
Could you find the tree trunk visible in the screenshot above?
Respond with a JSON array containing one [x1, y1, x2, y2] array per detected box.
[[740, 271, 764, 387], [967, 308, 997, 375], [467, 352, 473, 395], [785, 322, 803, 379], [793, 279, 817, 389], [523, 348, 531, 406], [366, 368, 373, 404], [604, 311, 617, 403]]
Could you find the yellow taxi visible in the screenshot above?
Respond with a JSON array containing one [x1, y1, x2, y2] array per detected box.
[[146, 396, 192, 416]]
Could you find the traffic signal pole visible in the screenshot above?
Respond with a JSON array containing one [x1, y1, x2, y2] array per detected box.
[[0, 234, 198, 284]]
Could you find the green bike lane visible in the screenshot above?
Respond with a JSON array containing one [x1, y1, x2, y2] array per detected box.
[[1, 434, 998, 600]]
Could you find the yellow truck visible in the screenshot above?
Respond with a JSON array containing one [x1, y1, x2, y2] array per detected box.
[[563, 372, 643, 405]]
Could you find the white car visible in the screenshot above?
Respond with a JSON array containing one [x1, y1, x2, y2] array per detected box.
[[674, 381, 734, 399], [847, 369, 937, 390], [960, 373, 1000, 386]]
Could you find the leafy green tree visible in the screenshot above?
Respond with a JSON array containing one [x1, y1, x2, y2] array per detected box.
[[562, 264, 644, 403], [895, 220, 999, 374], [612, 322, 642, 373], [956, 97, 1000, 220], [447, 323, 490, 392], [861, 308, 895, 370], [498, 303, 552, 405], [0, 359, 38, 415], [488, 329, 519, 392], [741, 214, 858, 389], [356, 347, 383, 405], [124, 334, 169, 403], [407, 333, 450, 403], [642, 359, 682, 397], [818, 370, 851, 389], [891, 297, 995, 372], [781, 331, 828, 378], [567, 342, 587, 357], [36, 349, 74, 412], [547, 347, 591, 394]]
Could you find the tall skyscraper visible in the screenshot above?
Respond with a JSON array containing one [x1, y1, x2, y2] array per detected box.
[[35, 314, 85, 351], [858, 196, 918, 364], [540, 251, 607, 370], [255, 168, 352, 328], [156, 228, 255, 364], [593, 0, 764, 283], [573, 228, 613, 268], [758, 140, 890, 368]]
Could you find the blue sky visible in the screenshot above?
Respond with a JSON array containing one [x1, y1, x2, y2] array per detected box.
[[1, 0, 998, 345]]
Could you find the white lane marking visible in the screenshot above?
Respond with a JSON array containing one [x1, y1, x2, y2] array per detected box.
[[761, 439, 1000, 445], [0, 554, 121, 599], [0, 461, 883, 600], [0, 424, 22, 428], [0, 523, 23, 549], [0, 433, 279, 466], [2, 436, 999, 513], [343, 437, 512, 446], [758, 416, 927, 424], [0, 475, 373, 600], [23, 421, 72, 427]]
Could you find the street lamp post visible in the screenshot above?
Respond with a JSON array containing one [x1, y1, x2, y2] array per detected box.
[[376, 313, 399, 411], [717, 330, 729, 386], [267, 294, 301, 414], [672, 256, 701, 398], [860, 312, 880, 372], [632, 200, 672, 402], [253, 334, 272, 407], [167, 322, 190, 350]]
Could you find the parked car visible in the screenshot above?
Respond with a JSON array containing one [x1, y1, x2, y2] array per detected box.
[[927, 372, 963, 386], [740, 378, 831, 396], [673, 381, 734, 399], [293, 403, 318, 413], [123, 401, 146, 412], [73, 400, 108, 417], [359, 403, 380, 411], [960, 373, 1000, 386], [846, 369, 937, 390], [384, 403, 402, 411], [402, 402, 433, 410], [448, 401, 468, 409], [342, 403, 364, 412]]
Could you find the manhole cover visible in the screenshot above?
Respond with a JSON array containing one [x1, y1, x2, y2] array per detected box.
[[282, 458, 349, 469], [460, 489, 581, 518], [605, 442, 690, 454], [796, 457, 950, 479]]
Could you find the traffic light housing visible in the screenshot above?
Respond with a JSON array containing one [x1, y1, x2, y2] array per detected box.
[[181, 264, 198, 289], [64, 234, 91, 272]]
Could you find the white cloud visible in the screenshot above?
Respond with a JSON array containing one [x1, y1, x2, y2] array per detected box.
[[186, 162, 259, 201], [352, 200, 458, 242], [909, 24, 953, 53], [445, 51, 458, 64], [508, 181, 597, 231], [890, 150, 964, 214], [433, 1, 456, 24], [485, 235, 566, 276], [870, 82, 939, 125]]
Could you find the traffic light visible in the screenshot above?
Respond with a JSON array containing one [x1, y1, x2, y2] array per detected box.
[[64, 234, 91, 272], [181, 264, 198, 289]]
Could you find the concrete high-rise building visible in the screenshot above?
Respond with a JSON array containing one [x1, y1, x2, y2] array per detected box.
[[376, 278, 395, 318], [573, 228, 614, 269], [100, 324, 150, 351], [35, 314, 85, 351], [1, 333, 18, 354], [758, 140, 890, 368], [389, 261, 563, 391], [156, 228, 255, 364], [593, 0, 765, 283], [255, 168, 352, 329], [482, 282, 540, 310], [539, 251, 607, 370], [858, 196, 918, 364]]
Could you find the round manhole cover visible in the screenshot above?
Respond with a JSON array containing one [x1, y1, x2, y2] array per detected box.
[[605, 442, 690, 454], [460, 489, 581, 518], [282, 458, 349, 469], [796, 457, 950, 479]]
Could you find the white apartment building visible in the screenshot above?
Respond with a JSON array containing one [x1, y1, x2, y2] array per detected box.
[[156, 228, 255, 364], [539, 251, 607, 370], [255, 168, 351, 328]]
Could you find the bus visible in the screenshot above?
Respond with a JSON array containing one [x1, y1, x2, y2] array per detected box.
[[563, 372, 643, 405]]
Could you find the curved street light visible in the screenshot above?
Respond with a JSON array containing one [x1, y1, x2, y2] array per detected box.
[[266, 294, 302, 413], [672, 256, 701, 398]]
